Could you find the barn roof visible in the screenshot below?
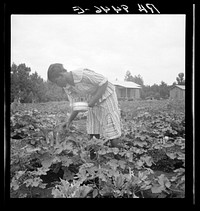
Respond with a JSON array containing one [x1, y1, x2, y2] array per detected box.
[[110, 80, 142, 89], [171, 85, 185, 90]]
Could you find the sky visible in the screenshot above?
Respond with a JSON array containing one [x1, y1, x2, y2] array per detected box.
[[11, 15, 185, 86]]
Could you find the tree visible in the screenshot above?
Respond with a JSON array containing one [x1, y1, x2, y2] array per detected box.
[[29, 71, 47, 102], [151, 84, 159, 93], [154, 92, 161, 100], [10, 63, 76, 103], [139, 82, 170, 100], [124, 71, 144, 86], [176, 73, 185, 85], [11, 63, 32, 102], [124, 70, 134, 81], [141, 85, 151, 99], [132, 74, 144, 86], [159, 81, 169, 99]]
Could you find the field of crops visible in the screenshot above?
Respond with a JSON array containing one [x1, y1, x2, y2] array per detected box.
[[10, 99, 185, 198]]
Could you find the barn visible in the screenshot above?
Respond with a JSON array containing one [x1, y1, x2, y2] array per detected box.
[[169, 85, 185, 100], [111, 80, 141, 100]]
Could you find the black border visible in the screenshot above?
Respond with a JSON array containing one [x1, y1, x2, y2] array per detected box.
[[4, 0, 194, 207]]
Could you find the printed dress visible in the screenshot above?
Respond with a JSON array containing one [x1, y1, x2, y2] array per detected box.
[[63, 68, 121, 140]]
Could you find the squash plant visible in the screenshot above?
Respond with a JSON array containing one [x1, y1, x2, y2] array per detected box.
[[10, 100, 185, 198]]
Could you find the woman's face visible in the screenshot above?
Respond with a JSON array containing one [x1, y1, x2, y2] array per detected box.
[[54, 72, 68, 88]]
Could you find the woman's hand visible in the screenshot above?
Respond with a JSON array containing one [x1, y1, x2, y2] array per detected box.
[[88, 101, 95, 108], [61, 121, 71, 130], [88, 81, 108, 107], [60, 110, 78, 130]]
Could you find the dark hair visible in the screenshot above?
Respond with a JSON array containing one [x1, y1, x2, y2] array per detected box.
[[47, 63, 66, 82]]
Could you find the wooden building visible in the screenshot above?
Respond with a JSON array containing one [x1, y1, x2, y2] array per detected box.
[[169, 85, 185, 100], [111, 80, 141, 100]]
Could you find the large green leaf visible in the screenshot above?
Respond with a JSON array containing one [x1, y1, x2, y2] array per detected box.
[[151, 184, 164, 193]]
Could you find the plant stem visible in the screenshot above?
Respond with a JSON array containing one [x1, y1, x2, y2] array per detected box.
[[28, 187, 33, 198], [168, 187, 183, 193]]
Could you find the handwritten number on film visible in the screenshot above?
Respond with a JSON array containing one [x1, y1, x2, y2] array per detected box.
[[72, 6, 85, 14], [72, 4, 160, 14], [94, 6, 110, 13], [138, 4, 160, 13], [72, 5, 129, 14]]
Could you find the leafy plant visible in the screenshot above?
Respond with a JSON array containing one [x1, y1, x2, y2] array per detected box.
[[10, 99, 185, 198], [52, 179, 92, 198]]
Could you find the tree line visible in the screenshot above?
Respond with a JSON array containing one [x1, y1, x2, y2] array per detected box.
[[10, 63, 185, 103], [124, 70, 185, 100], [10, 63, 68, 103]]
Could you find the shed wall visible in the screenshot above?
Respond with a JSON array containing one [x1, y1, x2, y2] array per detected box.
[[115, 86, 140, 100], [170, 87, 185, 100]]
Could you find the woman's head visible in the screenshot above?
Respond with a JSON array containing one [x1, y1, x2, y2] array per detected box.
[[47, 63, 66, 82], [47, 63, 69, 87]]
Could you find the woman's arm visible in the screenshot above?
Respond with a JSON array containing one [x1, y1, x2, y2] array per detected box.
[[88, 81, 108, 107], [67, 110, 79, 126]]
